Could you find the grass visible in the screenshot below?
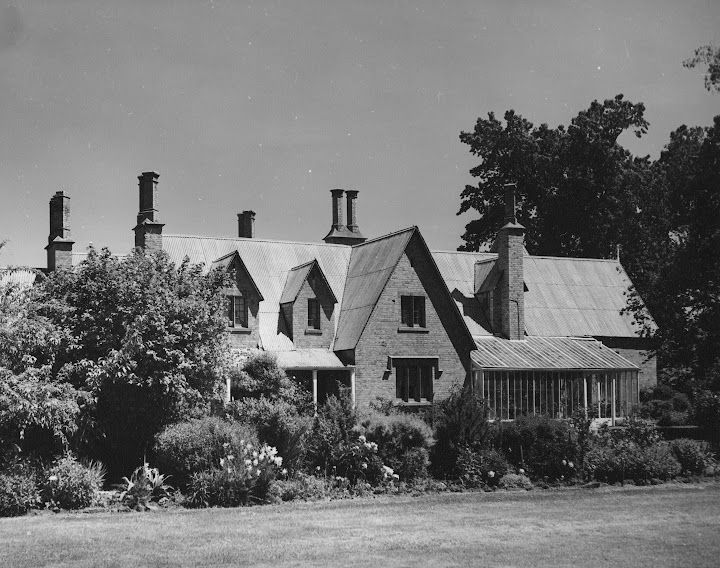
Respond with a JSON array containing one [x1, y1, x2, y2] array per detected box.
[[2, 482, 719, 567]]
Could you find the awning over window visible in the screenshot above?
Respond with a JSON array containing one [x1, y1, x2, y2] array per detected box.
[[471, 336, 638, 371]]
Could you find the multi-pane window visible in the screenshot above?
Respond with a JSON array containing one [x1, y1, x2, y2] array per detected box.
[[396, 363, 433, 402], [307, 298, 321, 330], [400, 295, 426, 327], [228, 295, 247, 328]]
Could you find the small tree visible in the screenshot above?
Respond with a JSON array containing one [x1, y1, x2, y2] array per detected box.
[[36, 247, 231, 479]]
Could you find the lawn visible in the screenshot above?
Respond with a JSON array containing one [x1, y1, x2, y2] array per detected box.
[[2, 483, 719, 568]]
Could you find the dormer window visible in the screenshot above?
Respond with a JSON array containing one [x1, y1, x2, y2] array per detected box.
[[307, 298, 321, 330], [228, 294, 248, 328], [401, 295, 425, 328]]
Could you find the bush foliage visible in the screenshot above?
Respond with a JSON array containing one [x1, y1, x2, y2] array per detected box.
[[42, 454, 105, 510]]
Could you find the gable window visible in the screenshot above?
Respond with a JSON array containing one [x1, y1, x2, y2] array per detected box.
[[307, 298, 321, 330], [228, 294, 248, 328], [396, 362, 434, 403], [400, 295, 426, 328]]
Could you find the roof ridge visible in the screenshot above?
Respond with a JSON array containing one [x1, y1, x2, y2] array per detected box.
[[350, 226, 416, 247]]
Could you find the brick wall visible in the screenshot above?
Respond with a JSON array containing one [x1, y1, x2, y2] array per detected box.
[[352, 248, 470, 409], [289, 276, 335, 349], [494, 226, 525, 340], [225, 271, 261, 349]]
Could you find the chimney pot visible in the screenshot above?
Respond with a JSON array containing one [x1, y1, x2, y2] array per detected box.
[[134, 171, 164, 253], [345, 190, 360, 233], [238, 210, 256, 238]]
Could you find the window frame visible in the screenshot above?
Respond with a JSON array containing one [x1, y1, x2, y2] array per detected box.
[[307, 297, 321, 330], [228, 293, 249, 329], [394, 359, 435, 404], [400, 295, 426, 328]]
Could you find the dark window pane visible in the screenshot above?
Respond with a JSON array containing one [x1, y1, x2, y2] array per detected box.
[[308, 298, 320, 329], [413, 296, 425, 327], [401, 296, 412, 326], [234, 296, 246, 327]]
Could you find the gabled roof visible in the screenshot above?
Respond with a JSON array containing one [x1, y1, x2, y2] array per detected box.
[[471, 336, 638, 371], [279, 259, 337, 305], [211, 250, 264, 301], [475, 260, 501, 294], [333, 227, 415, 351], [162, 234, 351, 351]]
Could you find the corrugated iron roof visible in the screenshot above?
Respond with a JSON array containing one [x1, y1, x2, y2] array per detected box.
[[0, 268, 41, 287], [471, 336, 638, 371], [279, 259, 337, 305], [275, 349, 347, 370], [163, 234, 351, 351], [333, 228, 415, 351], [432, 250, 495, 337], [432, 250, 653, 339], [211, 251, 264, 300]]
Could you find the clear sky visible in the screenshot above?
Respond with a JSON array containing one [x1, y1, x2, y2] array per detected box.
[[1, 0, 718, 268]]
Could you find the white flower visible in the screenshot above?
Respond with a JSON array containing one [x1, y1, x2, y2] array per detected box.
[[253, 459, 258, 466], [561, 460, 567, 466], [274, 456, 283, 467], [220, 458, 225, 467], [488, 471, 495, 478], [361, 462, 368, 470], [281, 468, 288, 476], [518, 468, 525, 475], [256, 470, 261, 477], [227, 455, 234, 461], [245, 459, 252, 466], [252, 451, 258, 458], [568, 462, 574, 469], [358, 435, 366, 443], [392, 474, 399, 481], [48, 475, 58, 482]]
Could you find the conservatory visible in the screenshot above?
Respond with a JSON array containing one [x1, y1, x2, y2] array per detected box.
[[471, 336, 639, 424]]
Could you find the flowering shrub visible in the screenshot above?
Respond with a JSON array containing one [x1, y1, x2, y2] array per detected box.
[[455, 446, 509, 487], [42, 454, 105, 510], [118, 463, 172, 511], [0, 470, 38, 517], [492, 415, 578, 482], [361, 412, 434, 481], [187, 441, 283, 507], [499, 473, 533, 491], [669, 438, 708, 476], [154, 417, 258, 490]]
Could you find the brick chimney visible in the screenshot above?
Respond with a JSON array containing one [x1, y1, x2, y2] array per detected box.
[[133, 171, 164, 253], [493, 184, 525, 340], [237, 210, 256, 238], [323, 189, 366, 245], [45, 191, 74, 271]]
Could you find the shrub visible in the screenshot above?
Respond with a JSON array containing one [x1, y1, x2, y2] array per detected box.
[[304, 390, 395, 485], [187, 443, 282, 507], [227, 397, 311, 475], [585, 441, 681, 484], [693, 389, 720, 450], [429, 387, 489, 479], [41, 454, 105, 510], [670, 438, 708, 476], [455, 446, 510, 487], [639, 384, 691, 426], [361, 412, 434, 481], [499, 473, 533, 491], [493, 415, 578, 481], [154, 417, 258, 490], [274, 472, 330, 502], [0, 471, 38, 517], [118, 463, 172, 511]]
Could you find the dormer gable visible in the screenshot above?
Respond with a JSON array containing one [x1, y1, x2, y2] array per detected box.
[[211, 250, 264, 301], [279, 259, 337, 347]]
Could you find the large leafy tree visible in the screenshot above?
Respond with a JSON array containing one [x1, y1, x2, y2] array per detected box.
[[458, 95, 651, 265], [35, 247, 231, 478]]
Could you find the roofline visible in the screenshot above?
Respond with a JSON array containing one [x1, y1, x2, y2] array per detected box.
[[349, 226, 416, 248], [164, 233, 351, 248]]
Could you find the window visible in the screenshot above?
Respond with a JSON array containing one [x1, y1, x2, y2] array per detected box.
[[396, 363, 434, 403], [228, 295, 248, 328], [400, 295, 426, 327], [307, 298, 321, 330]]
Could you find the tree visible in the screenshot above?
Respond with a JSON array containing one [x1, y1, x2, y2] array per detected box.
[[684, 43, 720, 93], [35, 247, 231, 479], [457, 95, 653, 265]]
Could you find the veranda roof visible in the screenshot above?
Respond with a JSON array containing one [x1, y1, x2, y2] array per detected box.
[[471, 336, 638, 371], [274, 349, 347, 370]]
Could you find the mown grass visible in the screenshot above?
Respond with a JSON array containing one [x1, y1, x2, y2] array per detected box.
[[2, 483, 719, 567]]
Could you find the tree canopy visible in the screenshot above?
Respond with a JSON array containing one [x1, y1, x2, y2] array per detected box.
[[684, 43, 720, 93]]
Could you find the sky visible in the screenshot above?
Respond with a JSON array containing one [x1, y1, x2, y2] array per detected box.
[[1, 0, 719, 268]]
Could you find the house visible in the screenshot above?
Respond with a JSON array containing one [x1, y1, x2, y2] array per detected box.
[[42, 172, 657, 423]]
